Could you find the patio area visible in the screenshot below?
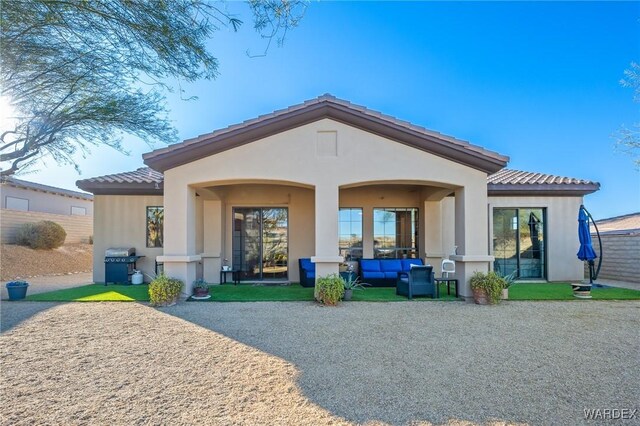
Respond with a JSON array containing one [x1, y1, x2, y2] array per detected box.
[[1, 300, 638, 425]]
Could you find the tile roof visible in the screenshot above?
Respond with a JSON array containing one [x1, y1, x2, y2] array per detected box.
[[77, 167, 600, 197], [487, 169, 599, 195], [76, 167, 163, 195], [593, 212, 640, 233], [143, 94, 509, 174], [2, 177, 93, 200]]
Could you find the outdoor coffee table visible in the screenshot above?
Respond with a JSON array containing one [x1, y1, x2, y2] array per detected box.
[[434, 278, 458, 298], [220, 269, 240, 285]]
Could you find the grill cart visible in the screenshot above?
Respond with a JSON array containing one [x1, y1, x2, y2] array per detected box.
[[104, 248, 144, 285]]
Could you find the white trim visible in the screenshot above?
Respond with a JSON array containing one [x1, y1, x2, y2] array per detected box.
[[156, 255, 201, 263]]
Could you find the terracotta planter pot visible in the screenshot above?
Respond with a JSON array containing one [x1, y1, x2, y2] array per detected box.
[[193, 287, 209, 297], [472, 288, 491, 305]]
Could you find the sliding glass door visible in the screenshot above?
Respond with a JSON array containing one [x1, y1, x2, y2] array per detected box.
[[232, 208, 288, 281], [493, 208, 546, 279]]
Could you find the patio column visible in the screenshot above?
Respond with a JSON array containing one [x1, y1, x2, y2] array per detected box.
[[157, 178, 200, 297], [202, 199, 223, 283], [312, 183, 343, 297], [424, 200, 444, 275], [452, 181, 494, 299]]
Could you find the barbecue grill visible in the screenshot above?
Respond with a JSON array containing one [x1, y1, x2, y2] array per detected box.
[[104, 248, 144, 285]]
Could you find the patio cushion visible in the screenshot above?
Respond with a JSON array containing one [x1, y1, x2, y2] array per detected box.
[[384, 272, 400, 279], [300, 258, 314, 271], [401, 259, 423, 271], [380, 260, 402, 272], [362, 271, 384, 280], [360, 259, 381, 272]]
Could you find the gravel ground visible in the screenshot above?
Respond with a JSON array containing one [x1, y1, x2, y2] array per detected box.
[[1, 300, 639, 425], [0, 243, 92, 281]]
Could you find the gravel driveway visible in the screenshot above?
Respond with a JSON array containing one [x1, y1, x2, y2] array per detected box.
[[1, 300, 638, 425]]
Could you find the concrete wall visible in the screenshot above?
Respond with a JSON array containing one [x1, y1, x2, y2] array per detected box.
[[1, 208, 92, 244], [488, 195, 585, 282], [1, 185, 93, 216], [589, 232, 640, 283], [93, 195, 164, 283]]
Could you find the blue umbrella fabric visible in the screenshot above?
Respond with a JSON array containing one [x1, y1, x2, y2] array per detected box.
[[577, 206, 597, 261]]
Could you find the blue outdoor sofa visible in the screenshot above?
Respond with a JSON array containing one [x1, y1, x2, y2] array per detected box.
[[358, 258, 424, 287]]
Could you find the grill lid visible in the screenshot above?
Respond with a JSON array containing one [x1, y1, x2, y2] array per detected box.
[[105, 247, 136, 257]]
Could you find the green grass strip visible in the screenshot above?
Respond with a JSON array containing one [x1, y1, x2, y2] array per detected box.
[[509, 283, 640, 301], [193, 283, 460, 302], [25, 284, 150, 302]]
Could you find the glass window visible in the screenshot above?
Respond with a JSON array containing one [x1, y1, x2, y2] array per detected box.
[[339, 208, 363, 260], [146, 206, 164, 248], [373, 208, 418, 259], [492, 208, 545, 279]]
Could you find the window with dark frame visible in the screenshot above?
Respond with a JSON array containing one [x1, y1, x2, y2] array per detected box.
[[373, 208, 419, 259], [146, 206, 164, 248], [339, 208, 363, 260]]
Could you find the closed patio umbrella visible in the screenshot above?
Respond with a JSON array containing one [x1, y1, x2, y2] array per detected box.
[[577, 205, 601, 284]]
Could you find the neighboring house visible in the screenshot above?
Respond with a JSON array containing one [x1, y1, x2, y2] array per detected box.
[[1, 177, 94, 244], [590, 212, 640, 283], [77, 95, 599, 297]]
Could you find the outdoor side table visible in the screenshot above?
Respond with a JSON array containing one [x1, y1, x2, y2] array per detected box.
[[220, 269, 240, 285], [434, 278, 458, 298]]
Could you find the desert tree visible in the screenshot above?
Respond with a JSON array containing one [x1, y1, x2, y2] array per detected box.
[[0, 0, 307, 177], [616, 62, 640, 167]]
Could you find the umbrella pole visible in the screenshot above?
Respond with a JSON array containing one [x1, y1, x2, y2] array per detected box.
[[582, 206, 603, 281]]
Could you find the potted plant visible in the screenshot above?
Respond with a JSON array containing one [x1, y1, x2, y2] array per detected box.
[[6, 280, 29, 300], [341, 273, 369, 301], [316, 274, 345, 306], [470, 271, 506, 305], [192, 279, 210, 298], [500, 270, 517, 300]]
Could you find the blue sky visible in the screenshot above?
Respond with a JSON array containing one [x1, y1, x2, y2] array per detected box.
[[25, 1, 640, 219]]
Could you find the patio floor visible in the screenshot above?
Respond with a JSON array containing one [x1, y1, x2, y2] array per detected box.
[[1, 300, 638, 425]]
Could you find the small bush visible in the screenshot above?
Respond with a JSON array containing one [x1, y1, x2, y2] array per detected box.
[[316, 274, 345, 306], [15, 221, 66, 249], [149, 274, 183, 306]]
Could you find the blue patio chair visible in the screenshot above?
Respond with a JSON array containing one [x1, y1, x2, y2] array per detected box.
[[396, 265, 436, 299]]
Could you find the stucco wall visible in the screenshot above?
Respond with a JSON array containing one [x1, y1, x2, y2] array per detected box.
[[162, 118, 491, 295], [93, 195, 164, 283], [488, 195, 585, 282], [1, 185, 93, 216], [212, 184, 315, 283]]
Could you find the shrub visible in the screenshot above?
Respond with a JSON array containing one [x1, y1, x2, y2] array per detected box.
[[316, 274, 345, 306], [15, 221, 66, 249], [470, 271, 506, 304], [149, 274, 183, 306], [193, 279, 209, 291]]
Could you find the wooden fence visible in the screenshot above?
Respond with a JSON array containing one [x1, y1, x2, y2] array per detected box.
[[0, 208, 93, 244]]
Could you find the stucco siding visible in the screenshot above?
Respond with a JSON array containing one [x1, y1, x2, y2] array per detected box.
[[1, 185, 93, 216], [93, 195, 164, 283], [488, 196, 584, 282], [590, 233, 640, 283]]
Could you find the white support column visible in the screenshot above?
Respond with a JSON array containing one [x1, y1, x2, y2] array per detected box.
[[312, 183, 343, 296], [452, 182, 494, 299], [424, 200, 444, 274], [202, 199, 222, 283], [158, 181, 200, 297]]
